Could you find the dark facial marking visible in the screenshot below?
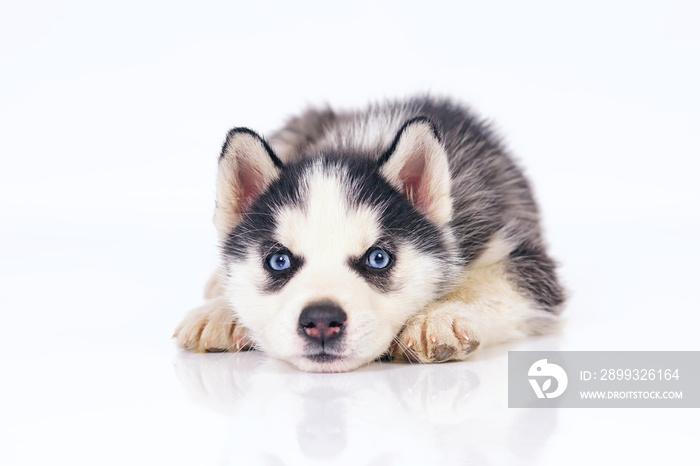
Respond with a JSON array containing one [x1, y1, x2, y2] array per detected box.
[[260, 242, 305, 292], [347, 240, 397, 292]]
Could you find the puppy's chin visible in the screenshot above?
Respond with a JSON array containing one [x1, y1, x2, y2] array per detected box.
[[288, 353, 373, 373]]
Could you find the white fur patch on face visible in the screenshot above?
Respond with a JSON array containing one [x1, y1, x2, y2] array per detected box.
[[226, 161, 449, 372], [277, 163, 381, 259]]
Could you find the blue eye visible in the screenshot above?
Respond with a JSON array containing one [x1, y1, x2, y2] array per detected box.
[[268, 252, 292, 271], [367, 248, 391, 269]]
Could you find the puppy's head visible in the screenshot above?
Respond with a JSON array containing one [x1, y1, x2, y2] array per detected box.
[[215, 119, 456, 372]]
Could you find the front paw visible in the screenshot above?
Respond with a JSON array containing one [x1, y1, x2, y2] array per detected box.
[[392, 302, 480, 363], [173, 297, 253, 353]]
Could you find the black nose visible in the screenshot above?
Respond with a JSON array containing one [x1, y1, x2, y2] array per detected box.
[[298, 303, 347, 343]]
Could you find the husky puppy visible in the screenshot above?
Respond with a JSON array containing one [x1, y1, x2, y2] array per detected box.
[[174, 96, 565, 372]]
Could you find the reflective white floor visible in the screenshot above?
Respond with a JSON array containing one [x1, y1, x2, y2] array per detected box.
[[2, 340, 698, 465], [1, 1, 699, 465]]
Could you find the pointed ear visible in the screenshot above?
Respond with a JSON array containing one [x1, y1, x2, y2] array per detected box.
[[214, 128, 283, 237], [378, 117, 453, 226]]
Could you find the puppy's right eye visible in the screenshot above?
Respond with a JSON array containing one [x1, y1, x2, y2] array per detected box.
[[267, 252, 292, 271]]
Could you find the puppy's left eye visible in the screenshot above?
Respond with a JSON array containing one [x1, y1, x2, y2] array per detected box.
[[268, 252, 292, 271], [366, 248, 392, 269]]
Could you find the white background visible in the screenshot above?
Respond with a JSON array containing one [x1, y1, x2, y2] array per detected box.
[[1, 1, 698, 464]]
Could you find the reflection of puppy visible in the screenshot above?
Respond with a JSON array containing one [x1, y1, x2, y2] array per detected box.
[[172, 350, 558, 463], [174, 96, 565, 372]]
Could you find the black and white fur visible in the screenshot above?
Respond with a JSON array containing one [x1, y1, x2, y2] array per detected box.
[[174, 96, 565, 372]]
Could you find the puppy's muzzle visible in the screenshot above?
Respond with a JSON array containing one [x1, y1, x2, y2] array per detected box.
[[298, 303, 347, 344]]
